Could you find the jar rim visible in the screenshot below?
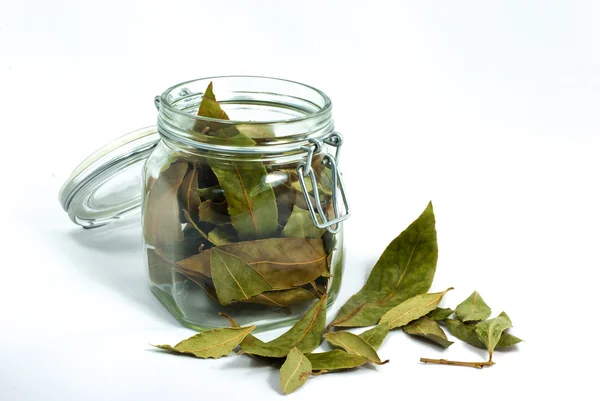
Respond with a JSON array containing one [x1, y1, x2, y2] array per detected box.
[[159, 75, 332, 126]]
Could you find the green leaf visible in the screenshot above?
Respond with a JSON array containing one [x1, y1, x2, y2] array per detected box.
[[379, 288, 453, 329], [210, 248, 272, 304], [305, 350, 368, 373], [143, 161, 188, 247], [475, 312, 513, 361], [242, 287, 318, 307], [176, 238, 328, 289], [280, 347, 312, 395], [330, 202, 438, 327], [455, 291, 492, 323], [324, 332, 387, 364], [427, 307, 454, 321], [152, 325, 255, 358], [282, 206, 325, 239], [403, 316, 454, 348], [358, 325, 390, 351], [210, 162, 279, 240], [443, 318, 522, 349], [207, 227, 236, 246], [240, 295, 327, 357]]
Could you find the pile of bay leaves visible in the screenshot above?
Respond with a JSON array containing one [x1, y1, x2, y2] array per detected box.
[[143, 83, 337, 310], [152, 202, 522, 394]]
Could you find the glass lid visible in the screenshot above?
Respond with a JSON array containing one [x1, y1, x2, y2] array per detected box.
[[59, 126, 160, 228]]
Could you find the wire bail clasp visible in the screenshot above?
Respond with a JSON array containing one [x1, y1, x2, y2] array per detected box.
[[296, 132, 350, 234]]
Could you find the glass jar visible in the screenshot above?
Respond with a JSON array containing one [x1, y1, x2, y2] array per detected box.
[[59, 76, 349, 331]]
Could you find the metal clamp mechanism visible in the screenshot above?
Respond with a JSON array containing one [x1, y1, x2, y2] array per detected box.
[[297, 132, 350, 234]]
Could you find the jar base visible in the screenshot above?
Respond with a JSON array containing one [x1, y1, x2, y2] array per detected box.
[[150, 284, 339, 333]]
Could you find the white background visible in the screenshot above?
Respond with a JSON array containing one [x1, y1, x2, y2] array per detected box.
[[1, 0, 598, 399]]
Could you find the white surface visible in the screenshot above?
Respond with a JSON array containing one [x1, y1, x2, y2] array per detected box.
[[1, 0, 598, 399]]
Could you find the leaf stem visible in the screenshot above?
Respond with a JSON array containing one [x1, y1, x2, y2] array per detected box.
[[420, 357, 495, 369]]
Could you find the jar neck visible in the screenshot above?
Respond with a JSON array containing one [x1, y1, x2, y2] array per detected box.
[[156, 76, 335, 158]]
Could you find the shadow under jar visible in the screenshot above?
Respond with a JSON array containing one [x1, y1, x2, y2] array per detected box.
[[144, 76, 349, 331]]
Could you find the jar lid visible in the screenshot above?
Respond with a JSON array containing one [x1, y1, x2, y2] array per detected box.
[[59, 126, 160, 228]]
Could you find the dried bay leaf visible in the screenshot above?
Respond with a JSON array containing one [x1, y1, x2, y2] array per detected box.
[[146, 249, 175, 285], [198, 81, 230, 120], [240, 295, 327, 357], [331, 202, 438, 327], [379, 288, 453, 329], [427, 307, 454, 321], [243, 287, 318, 307], [280, 347, 312, 395], [210, 248, 272, 304], [176, 238, 328, 289], [152, 325, 255, 358], [182, 210, 211, 243], [305, 350, 368, 373], [178, 163, 201, 221], [403, 316, 454, 348], [143, 161, 188, 247], [358, 325, 390, 351], [324, 332, 387, 364], [475, 312, 513, 361], [443, 319, 522, 349], [195, 185, 220, 201], [207, 227, 236, 246], [195, 82, 278, 240], [198, 199, 231, 226], [210, 162, 279, 240], [455, 291, 492, 323], [282, 206, 325, 239]]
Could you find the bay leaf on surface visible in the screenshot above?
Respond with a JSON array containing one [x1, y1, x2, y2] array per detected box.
[[358, 325, 390, 351], [242, 287, 318, 307], [210, 162, 279, 240], [455, 291, 492, 323], [176, 238, 328, 289], [330, 202, 438, 327], [443, 319, 522, 349], [280, 347, 312, 395], [152, 325, 255, 358], [198, 199, 231, 226], [282, 205, 325, 239], [210, 248, 272, 304], [178, 163, 201, 221], [240, 295, 327, 357], [475, 312, 513, 360], [403, 316, 453, 348], [324, 332, 386, 364], [379, 288, 453, 329], [427, 307, 454, 321], [305, 350, 368, 373], [143, 161, 188, 247]]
